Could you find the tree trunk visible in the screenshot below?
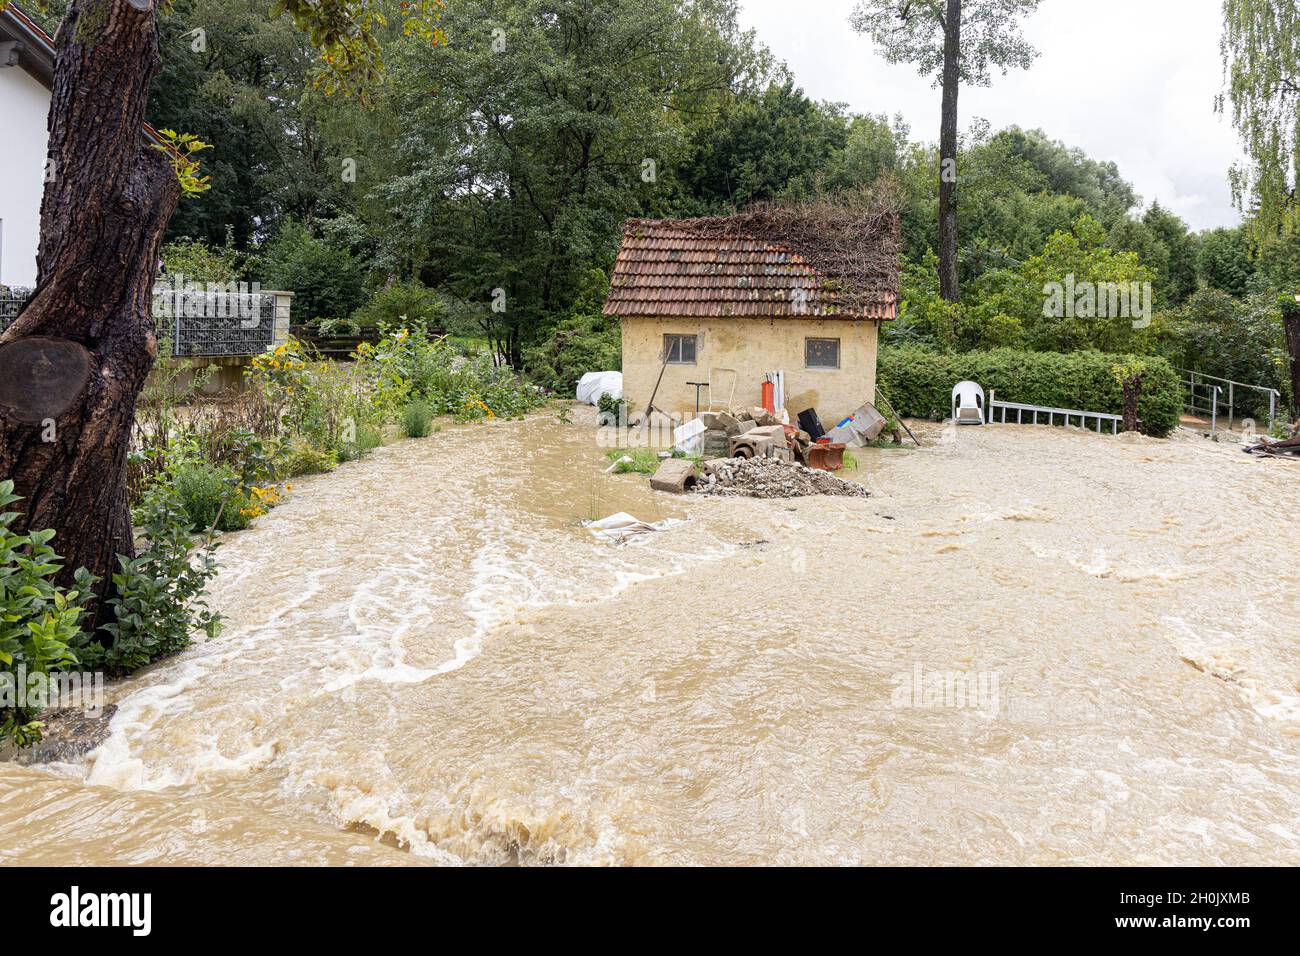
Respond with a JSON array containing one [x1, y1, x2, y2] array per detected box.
[[1284, 311, 1300, 418], [0, 0, 179, 624], [938, 0, 961, 302], [1120, 375, 1143, 433]]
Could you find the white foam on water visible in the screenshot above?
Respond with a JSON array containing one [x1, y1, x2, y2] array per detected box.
[[1165, 615, 1300, 733], [440, 509, 736, 676]]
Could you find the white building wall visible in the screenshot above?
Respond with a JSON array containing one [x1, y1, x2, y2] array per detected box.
[[0, 65, 50, 289]]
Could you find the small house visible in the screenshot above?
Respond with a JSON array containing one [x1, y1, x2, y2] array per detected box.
[[603, 205, 899, 429], [0, 3, 166, 290], [0, 3, 54, 289]]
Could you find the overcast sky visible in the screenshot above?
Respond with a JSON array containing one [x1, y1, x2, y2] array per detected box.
[[735, 0, 1245, 232]]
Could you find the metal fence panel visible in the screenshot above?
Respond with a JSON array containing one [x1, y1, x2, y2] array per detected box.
[[1, 289, 276, 358], [0, 288, 34, 332], [154, 291, 276, 357]]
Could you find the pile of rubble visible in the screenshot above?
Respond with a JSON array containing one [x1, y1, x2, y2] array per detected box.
[[641, 403, 878, 499], [693, 457, 870, 499]]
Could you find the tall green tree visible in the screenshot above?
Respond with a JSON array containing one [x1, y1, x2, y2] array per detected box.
[[1143, 202, 1199, 303], [823, 112, 911, 191], [0, 0, 444, 621], [850, 0, 1042, 301], [990, 126, 1137, 223], [682, 79, 848, 209], [1198, 226, 1256, 296], [375, 0, 767, 363], [1220, 0, 1300, 238]]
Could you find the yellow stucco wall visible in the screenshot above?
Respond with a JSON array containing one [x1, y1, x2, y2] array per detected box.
[[620, 316, 881, 427]]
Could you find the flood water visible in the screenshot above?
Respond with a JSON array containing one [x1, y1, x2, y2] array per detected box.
[[3, 408, 1299, 865]]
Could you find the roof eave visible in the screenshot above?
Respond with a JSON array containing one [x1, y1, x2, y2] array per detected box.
[[1, 4, 168, 149], [0, 5, 54, 85], [604, 308, 897, 322]]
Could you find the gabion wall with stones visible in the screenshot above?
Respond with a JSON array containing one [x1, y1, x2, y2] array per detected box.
[[1, 289, 276, 357]]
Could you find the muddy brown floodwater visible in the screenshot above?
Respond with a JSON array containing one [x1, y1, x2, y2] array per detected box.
[[3, 407, 1299, 865]]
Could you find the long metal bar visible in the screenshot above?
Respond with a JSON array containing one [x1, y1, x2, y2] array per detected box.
[[875, 385, 921, 447], [987, 398, 1123, 431], [989, 400, 1123, 422]]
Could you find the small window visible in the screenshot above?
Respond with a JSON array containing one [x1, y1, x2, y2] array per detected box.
[[664, 334, 697, 365], [805, 337, 840, 369]]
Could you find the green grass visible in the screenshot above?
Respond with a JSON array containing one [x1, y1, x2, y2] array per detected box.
[[865, 439, 911, 449], [447, 335, 492, 357], [603, 447, 708, 475], [605, 448, 664, 474], [840, 450, 859, 470], [400, 400, 434, 438]]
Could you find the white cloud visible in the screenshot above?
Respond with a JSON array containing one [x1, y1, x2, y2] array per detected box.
[[736, 0, 1247, 231]]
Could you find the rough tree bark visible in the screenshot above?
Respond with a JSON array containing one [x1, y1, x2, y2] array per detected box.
[[1119, 374, 1143, 433], [937, 0, 961, 302], [0, 0, 179, 622], [1284, 310, 1300, 418]]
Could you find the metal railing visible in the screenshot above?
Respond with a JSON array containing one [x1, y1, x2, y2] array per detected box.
[[0, 288, 278, 357], [986, 390, 1124, 434], [1180, 369, 1279, 435]]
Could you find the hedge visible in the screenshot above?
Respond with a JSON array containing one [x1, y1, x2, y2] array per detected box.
[[877, 346, 1182, 437]]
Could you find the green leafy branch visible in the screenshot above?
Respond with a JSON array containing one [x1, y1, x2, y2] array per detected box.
[[268, 0, 448, 101], [152, 128, 213, 197]]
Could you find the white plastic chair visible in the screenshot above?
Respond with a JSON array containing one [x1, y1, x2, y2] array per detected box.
[[951, 381, 985, 425], [707, 367, 738, 412]]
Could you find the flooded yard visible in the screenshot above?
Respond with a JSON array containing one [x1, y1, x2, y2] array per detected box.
[[3, 408, 1299, 865]]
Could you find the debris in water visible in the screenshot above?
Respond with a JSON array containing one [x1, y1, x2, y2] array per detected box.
[[649, 458, 699, 493], [805, 441, 847, 472], [693, 457, 870, 499], [1243, 423, 1300, 459], [8, 704, 118, 765], [584, 512, 682, 542]]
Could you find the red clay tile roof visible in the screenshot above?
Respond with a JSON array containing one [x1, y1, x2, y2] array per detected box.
[[604, 218, 896, 320]]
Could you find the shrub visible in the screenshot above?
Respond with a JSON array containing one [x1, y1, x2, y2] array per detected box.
[[358, 326, 548, 421], [281, 440, 338, 477], [159, 235, 248, 284], [877, 346, 1182, 437], [353, 281, 450, 334], [337, 424, 384, 462], [0, 481, 97, 747], [1, 477, 225, 738], [170, 457, 250, 532], [400, 400, 434, 438], [92, 483, 222, 675], [1152, 289, 1290, 418], [524, 311, 622, 393], [249, 340, 381, 459], [597, 392, 630, 424], [259, 222, 366, 327]]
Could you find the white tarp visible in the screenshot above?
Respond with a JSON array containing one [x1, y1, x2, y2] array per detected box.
[[576, 371, 623, 406], [584, 512, 682, 543], [673, 418, 707, 455]]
